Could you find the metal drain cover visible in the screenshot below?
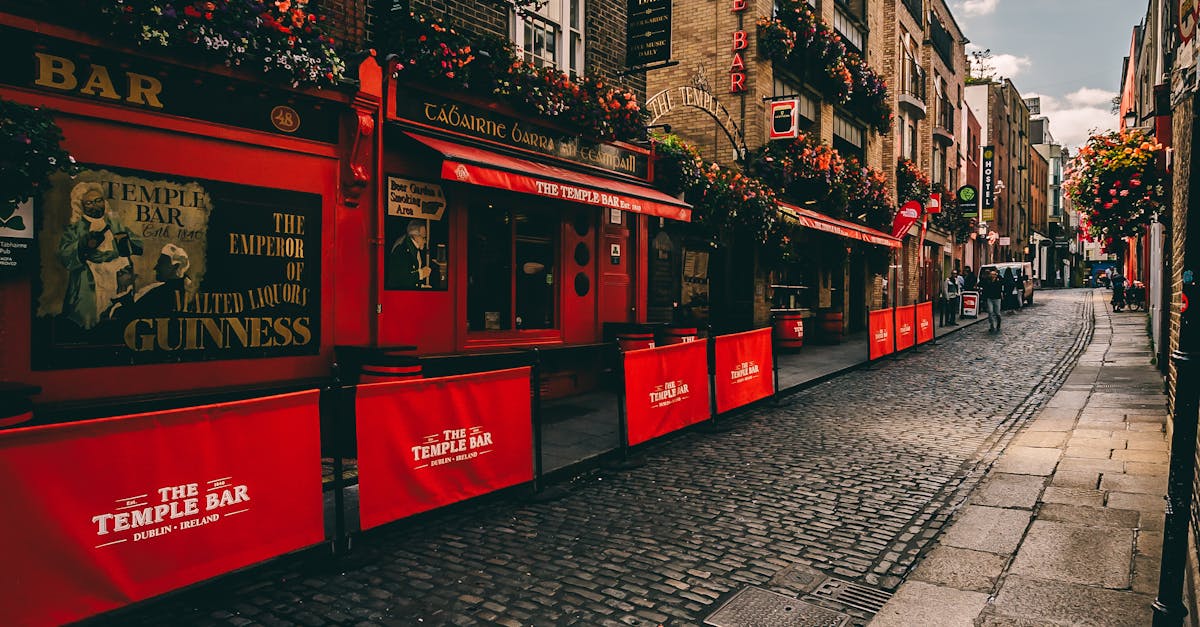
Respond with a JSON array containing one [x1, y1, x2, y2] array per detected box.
[[705, 586, 850, 627], [808, 578, 893, 615]]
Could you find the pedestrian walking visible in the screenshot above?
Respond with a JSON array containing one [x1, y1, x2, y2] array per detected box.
[[943, 271, 960, 325], [980, 268, 1004, 333]]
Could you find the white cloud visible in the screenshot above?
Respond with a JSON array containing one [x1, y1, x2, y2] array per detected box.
[[1026, 89, 1119, 150], [1065, 87, 1118, 108], [955, 0, 1000, 16], [965, 43, 1031, 80]]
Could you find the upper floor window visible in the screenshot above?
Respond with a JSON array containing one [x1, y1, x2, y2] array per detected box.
[[513, 0, 584, 77], [833, 9, 864, 52], [833, 112, 865, 161], [774, 78, 818, 122]]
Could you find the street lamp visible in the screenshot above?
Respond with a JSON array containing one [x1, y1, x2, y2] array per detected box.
[[1124, 109, 1138, 130]]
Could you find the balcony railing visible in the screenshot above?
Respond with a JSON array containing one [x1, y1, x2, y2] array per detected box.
[[937, 98, 954, 131], [901, 57, 925, 100], [897, 56, 926, 117]]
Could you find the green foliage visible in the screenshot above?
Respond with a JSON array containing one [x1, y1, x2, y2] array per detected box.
[[387, 13, 647, 142], [99, 0, 346, 87], [1064, 129, 1167, 253], [0, 98, 78, 219]]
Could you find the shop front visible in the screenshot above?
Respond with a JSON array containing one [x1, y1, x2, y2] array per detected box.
[[771, 203, 901, 340], [0, 18, 382, 411], [377, 79, 691, 393]]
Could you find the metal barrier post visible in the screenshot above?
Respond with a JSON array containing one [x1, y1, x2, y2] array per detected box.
[[529, 348, 544, 492], [603, 345, 645, 471]]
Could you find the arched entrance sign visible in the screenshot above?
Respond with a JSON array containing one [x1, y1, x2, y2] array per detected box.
[[645, 85, 748, 160]]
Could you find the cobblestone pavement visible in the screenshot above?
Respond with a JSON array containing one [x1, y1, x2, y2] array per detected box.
[[92, 290, 1093, 627]]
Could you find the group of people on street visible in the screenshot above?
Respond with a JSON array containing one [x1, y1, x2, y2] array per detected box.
[[943, 265, 1030, 334]]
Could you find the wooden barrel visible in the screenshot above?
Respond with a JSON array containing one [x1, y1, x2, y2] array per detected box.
[[660, 327, 698, 346], [773, 313, 804, 350], [616, 332, 656, 352], [819, 311, 844, 344], [358, 354, 423, 384]]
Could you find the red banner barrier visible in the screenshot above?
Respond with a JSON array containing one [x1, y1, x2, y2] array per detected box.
[[896, 305, 916, 352], [623, 340, 711, 446], [916, 301, 935, 344], [0, 391, 323, 627], [355, 367, 533, 530], [714, 328, 775, 414], [868, 308, 894, 360]]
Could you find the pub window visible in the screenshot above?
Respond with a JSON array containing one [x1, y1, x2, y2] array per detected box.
[[513, 0, 584, 78], [467, 204, 558, 331]]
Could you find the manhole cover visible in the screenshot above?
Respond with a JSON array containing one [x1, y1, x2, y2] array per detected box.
[[705, 586, 849, 627], [769, 564, 828, 593], [808, 579, 892, 615]]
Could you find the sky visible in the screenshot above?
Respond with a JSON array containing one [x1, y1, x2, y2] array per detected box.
[[950, 0, 1151, 150]]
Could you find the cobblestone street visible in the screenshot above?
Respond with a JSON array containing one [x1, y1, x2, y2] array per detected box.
[[94, 290, 1094, 627]]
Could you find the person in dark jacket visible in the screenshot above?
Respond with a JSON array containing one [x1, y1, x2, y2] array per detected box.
[[980, 268, 1004, 332], [962, 266, 977, 291], [1001, 268, 1017, 311]]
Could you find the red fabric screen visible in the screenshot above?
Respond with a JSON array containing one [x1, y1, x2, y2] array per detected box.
[[896, 305, 916, 352], [714, 328, 775, 414], [355, 367, 534, 530], [869, 309, 894, 360], [0, 391, 323, 627], [623, 341, 711, 446], [916, 302, 935, 344]]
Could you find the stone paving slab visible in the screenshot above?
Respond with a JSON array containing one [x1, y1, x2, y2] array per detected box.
[[1040, 486, 1105, 507], [1010, 431, 1068, 448], [967, 474, 1045, 510], [909, 546, 1008, 593], [1108, 491, 1166, 513], [991, 446, 1061, 476], [984, 575, 1153, 627], [1049, 470, 1100, 489], [1100, 473, 1167, 494], [870, 580, 989, 627], [1008, 521, 1133, 588], [938, 506, 1031, 555], [1036, 503, 1140, 528]]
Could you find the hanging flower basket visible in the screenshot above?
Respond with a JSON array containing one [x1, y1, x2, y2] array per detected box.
[[1065, 128, 1167, 252], [99, 0, 346, 88], [1, 97, 77, 219]]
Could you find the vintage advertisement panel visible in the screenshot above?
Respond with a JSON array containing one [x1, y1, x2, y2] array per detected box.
[[868, 308, 894, 360], [714, 328, 774, 414], [916, 302, 935, 344], [355, 368, 534, 530], [0, 390, 324, 626], [623, 340, 711, 446], [895, 305, 916, 352], [384, 176, 448, 291], [32, 165, 321, 369]]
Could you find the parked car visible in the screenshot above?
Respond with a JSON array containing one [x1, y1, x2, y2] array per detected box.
[[979, 262, 1035, 305]]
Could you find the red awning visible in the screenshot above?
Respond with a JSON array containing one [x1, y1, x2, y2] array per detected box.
[[779, 202, 901, 249], [403, 131, 692, 222]]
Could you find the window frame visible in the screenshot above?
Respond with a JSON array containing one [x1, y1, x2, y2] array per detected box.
[[512, 0, 585, 78]]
